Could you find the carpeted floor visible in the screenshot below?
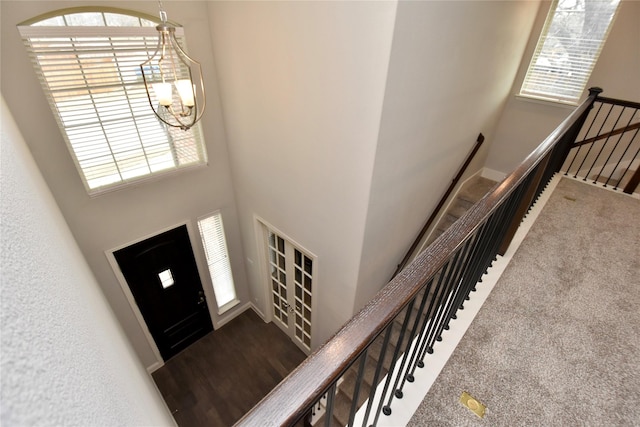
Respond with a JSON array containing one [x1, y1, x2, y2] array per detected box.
[[408, 177, 640, 426]]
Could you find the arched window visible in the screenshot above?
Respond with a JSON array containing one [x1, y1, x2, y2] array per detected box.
[[18, 8, 207, 194]]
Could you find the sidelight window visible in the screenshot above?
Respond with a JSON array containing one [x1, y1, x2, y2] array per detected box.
[[197, 212, 239, 314]]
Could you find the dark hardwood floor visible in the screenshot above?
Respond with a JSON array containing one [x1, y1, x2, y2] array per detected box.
[[152, 308, 307, 426]]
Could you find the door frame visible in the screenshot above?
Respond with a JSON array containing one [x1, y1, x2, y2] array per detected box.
[[106, 220, 216, 372], [254, 215, 318, 353]]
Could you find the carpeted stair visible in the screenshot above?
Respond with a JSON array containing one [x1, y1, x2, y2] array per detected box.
[[426, 176, 497, 246], [312, 176, 498, 426]]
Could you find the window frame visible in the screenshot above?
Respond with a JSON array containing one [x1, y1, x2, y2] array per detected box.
[[197, 211, 240, 315], [519, 0, 621, 105], [18, 8, 208, 196]]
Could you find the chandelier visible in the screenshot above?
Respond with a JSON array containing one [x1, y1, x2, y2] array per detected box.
[[140, 3, 205, 130]]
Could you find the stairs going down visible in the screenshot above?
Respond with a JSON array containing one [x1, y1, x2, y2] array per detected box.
[[311, 175, 498, 426], [426, 176, 497, 247]]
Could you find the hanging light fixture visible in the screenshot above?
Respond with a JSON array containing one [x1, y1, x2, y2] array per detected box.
[[140, 1, 205, 130]]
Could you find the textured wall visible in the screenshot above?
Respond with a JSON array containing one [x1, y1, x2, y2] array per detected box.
[[0, 97, 174, 425]]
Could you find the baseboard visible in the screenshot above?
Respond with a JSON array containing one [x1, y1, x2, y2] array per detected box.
[[215, 301, 256, 329], [249, 302, 267, 322], [481, 167, 507, 182], [146, 361, 164, 374]]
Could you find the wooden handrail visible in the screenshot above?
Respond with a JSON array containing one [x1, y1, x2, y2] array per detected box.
[[595, 96, 640, 110], [235, 89, 601, 427], [391, 133, 485, 279]]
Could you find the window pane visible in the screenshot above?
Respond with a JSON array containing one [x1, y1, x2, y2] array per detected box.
[[520, 0, 621, 103], [198, 212, 238, 309], [18, 11, 207, 194]]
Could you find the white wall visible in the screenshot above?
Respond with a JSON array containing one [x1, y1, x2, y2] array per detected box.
[[1, 97, 174, 426], [485, 0, 640, 175], [1, 1, 249, 368], [208, 1, 398, 347], [354, 1, 541, 309]]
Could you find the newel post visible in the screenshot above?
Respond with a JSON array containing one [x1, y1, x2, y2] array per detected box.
[[497, 88, 602, 256]]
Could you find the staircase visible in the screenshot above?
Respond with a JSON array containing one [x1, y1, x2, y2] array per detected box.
[[312, 175, 497, 426], [425, 176, 497, 246], [313, 291, 423, 426]]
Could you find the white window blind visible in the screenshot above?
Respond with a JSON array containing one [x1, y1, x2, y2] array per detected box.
[[198, 212, 238, 313], [18, 13, 207, 194], [520, 0, 620, 104]]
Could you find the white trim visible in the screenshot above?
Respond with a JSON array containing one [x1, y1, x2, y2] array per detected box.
[[217, 299, 241, 316], [253, 216, 274, 325], [253, 215, 317, 354], [214, 301, 253, 328], [105, 220, 214, 370], [249, 302, 267, 321], [146, 361, 164, 374], [105, 250, 165, 370], [18, 25, 184, 38], [515, 93, 578, 109], [88, 163, 208, 198], [196, 210, 239, 316], [564, 174, 640, 200]]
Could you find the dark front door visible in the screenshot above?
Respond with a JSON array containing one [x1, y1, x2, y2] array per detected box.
[[114, 225, 213, 361]]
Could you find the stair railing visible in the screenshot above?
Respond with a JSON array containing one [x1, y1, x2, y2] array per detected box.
[[561, 91, 640, 194], [391, 133, 485, 280], [235, 88, 601, 427]]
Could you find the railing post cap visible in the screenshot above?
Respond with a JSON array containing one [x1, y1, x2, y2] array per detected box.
[[589, 87, 604, 96]]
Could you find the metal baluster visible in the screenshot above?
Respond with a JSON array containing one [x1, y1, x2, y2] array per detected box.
[[431, 238, 477, 347], [591, 105, 626, 185], [371, 299, 415, 421], [324, 383, 336, 427], [437, 237, 477, 335], [347, 349, 368, 427], [396, 279, 434, 391], [408, 263, 452, 376], [583, 103, 616, 181], [362, 326, 392, 427], [390, 285, 432, 400], [422, 250, 464, 355], [609, 110, 640, 190], [565, 102, 603, 176], [573, 101, 609, 178]]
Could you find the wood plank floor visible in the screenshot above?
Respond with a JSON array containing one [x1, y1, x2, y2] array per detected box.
[[152, 308, 307, 426]]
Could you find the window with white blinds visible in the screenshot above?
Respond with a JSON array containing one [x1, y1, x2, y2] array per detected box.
[[18, 10, 207, 194], [520, 0, 621, 104], [197, 212, 239, 313]]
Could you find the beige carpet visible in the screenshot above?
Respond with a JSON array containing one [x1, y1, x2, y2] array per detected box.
[[408, 177, 640, 426]]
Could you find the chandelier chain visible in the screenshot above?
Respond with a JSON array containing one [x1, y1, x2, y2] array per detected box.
[[158, 0, 167, 23]]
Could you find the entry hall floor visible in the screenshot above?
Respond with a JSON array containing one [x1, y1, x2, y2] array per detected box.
[[152, 308, 307, 426]]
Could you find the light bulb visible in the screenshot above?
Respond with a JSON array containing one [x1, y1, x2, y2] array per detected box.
[[152, 82, 172, 106], [175, 79, 195, 107]]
